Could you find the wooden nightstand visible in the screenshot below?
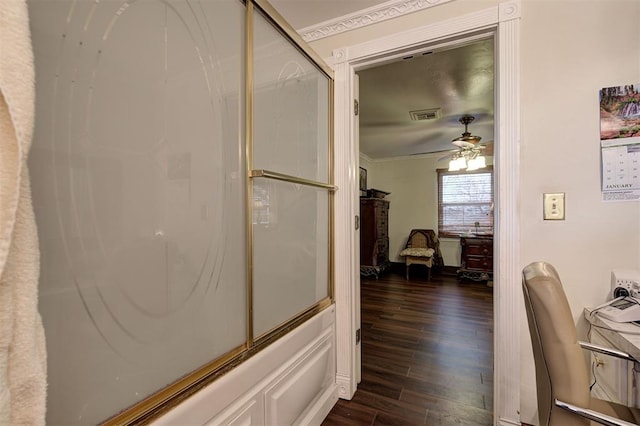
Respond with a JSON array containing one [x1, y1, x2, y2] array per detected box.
[[458, 235, 493, 282]]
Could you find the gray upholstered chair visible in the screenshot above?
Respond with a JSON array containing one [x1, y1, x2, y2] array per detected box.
[[522, 261, 640, 426]]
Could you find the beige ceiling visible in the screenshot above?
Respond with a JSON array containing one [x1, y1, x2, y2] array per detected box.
[[269, 1, 495, 160]]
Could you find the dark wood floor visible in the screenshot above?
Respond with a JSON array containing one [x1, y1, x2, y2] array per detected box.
[[322, 269, 494, 426]]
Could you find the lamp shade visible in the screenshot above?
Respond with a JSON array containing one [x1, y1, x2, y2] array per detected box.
[[448, 157, 467, 171], [467, 155, 486, 171]]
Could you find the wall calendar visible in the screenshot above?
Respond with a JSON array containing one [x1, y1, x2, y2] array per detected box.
[[600, 83, 640, 202]]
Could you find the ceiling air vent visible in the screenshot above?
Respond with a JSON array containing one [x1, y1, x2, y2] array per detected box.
[[409, 108, 440, 121]]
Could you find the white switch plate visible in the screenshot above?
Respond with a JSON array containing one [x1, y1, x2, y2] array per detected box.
[[543, 193, 565, 220]]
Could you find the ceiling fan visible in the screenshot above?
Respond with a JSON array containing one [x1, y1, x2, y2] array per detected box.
[[439, 114, 492, 170], [452, 114, 482, 146]]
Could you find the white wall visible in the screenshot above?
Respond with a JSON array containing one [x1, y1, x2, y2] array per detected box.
[[370, 155, 441, 262], [519, 1, 640, 422], [358, 153, 375, 193], [363, 154, 496, 266], [313, 0, 640, 424]]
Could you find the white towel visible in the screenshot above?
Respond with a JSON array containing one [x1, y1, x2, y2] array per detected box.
[[0, 1, 47, 424]]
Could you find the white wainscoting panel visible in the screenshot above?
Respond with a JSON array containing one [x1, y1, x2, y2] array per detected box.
[[264, 334, 334, 425], [206, 396, 263, 426]]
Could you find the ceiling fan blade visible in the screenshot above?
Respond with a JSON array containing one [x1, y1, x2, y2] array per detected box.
[[483, 141, 494, 155], [435, 148, 460, 161], [407, 147, 457, 159]]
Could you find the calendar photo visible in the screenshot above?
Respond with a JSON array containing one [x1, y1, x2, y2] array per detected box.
[[600, 83, 640, 146]]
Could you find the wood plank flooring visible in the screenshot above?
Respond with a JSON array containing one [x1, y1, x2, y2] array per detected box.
[[322, 270, 494, 426]]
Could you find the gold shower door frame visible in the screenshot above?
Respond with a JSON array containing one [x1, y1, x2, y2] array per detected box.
[[102, 0, 335, 424]]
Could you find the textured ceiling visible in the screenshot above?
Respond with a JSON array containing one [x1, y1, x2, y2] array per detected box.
[[269, 1, 495, 160], [358, 39, 495, 159]]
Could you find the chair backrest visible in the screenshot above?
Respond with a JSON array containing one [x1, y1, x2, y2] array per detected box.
[[405, 229, 443, 269], [522, 261, 591, 426], [409, 232, 430, 249]]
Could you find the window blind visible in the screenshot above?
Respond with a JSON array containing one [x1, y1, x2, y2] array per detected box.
[[437, 167, 494, 237]]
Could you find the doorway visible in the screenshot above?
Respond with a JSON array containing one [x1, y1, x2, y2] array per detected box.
[[331, 4, 521, 425], [356, 37, 495, 278], [354, 36, 496, 420]]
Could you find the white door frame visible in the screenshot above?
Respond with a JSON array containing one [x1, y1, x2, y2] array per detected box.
[[331, 2, 522, 424]]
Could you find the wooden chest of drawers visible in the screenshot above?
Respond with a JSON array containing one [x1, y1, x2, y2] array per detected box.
[[360, 198, 390, 278], [458, 236, 493, 281]]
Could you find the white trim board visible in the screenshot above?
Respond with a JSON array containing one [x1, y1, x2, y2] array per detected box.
[[331, 1, 521, 424]]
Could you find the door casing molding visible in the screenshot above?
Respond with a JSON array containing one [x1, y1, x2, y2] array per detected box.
[[331, 1, 521, 424]]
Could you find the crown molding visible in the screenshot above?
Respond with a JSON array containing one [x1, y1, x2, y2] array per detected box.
[[299, 0, 454, 43]]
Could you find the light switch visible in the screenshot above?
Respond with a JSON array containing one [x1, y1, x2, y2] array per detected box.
[[543, 193, 565, 220]]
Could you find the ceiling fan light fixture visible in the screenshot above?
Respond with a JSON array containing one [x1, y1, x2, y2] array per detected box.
[[448, 156, 467, 171], [452, 114, 482, 145], [447, 114, 488, 171], [467, 155, 486, 171]]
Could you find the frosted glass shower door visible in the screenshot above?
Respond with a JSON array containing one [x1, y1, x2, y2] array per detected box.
[[28, 0, 246, 424], [251, 5, 333, 338]]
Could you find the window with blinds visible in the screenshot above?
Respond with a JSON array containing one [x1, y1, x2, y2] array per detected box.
[[437, 167, 494, 237]]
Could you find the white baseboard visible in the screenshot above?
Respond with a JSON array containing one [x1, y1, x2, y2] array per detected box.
[[498, 417, 523, 425]]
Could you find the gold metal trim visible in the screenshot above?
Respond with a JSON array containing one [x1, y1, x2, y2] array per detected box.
[[101, 344, 247, 425], [252, 298, 333, 344], [328, 79, 335, 301], [246, 0, 255, 345], [250, 169, 337, 191], [250, 0, 334, 79]]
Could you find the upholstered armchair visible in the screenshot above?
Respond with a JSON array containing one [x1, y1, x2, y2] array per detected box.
[[522, 261, 640, 425], [399, 229, 443, 281]]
